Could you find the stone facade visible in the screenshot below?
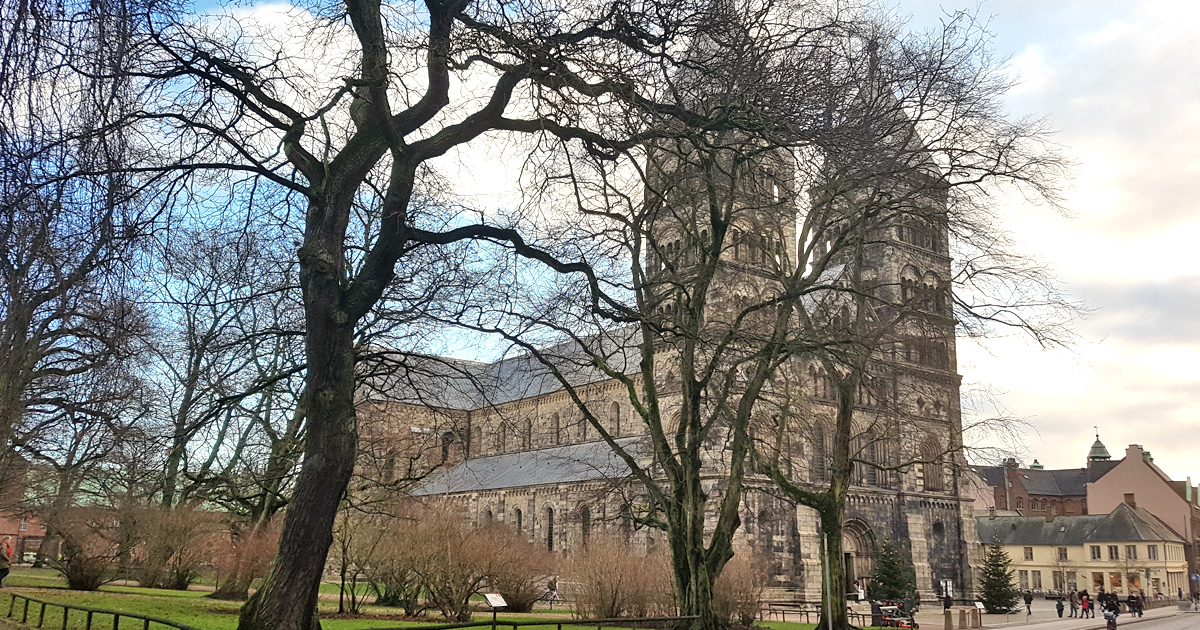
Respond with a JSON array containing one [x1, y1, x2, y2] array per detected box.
[[364, 143, 979, 603]]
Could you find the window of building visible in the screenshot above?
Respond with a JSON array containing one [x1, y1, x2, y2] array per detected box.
[[1125, 545, 1137, 560], [921, 440, 943, 492], [1032, 570, 1042, 589], [1024, 547, 1034, 561], [1090, 545, 1101, 560], [1016, 497, 1024, 510], [1018, 570, 1029, 590], [1057, 547, 1068, 562], [1108, 545, 1119, 561], [546, 507, 555, 551], [515, 508, 523, 532], [1109, 572, 1122, 589], [1148, 545, 1158, 560], [580, 506, 591, 548], [1092, 573, 1103, 589], [552, 414, 561, 445], [18, 519, 27, 532], [610, 402, 621, 437], [812, 425, 828, 483], [523, 419, 532, 449], [1053, 571, 1064, 591]]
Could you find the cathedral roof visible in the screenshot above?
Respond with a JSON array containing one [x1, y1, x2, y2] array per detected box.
[[410, 436, 647, 495], [362, 325, 643, 410]]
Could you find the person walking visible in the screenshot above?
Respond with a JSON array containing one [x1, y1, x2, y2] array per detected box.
[[1069, 589, 1079, 617], [0, 537, 10, 587], [1056, 597, 1065, 618], [1081, 590, 1092, 619], [1024, 590, 1034, 616]]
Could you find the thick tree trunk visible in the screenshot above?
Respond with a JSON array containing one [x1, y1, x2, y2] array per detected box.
[[817, 497, 850, 630], [238, 225, 358, 630]]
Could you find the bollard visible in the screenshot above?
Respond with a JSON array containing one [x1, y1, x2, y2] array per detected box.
[[959, 608, 968, 628], [945, 609, 954, 630], [972, 608, 982, 628]]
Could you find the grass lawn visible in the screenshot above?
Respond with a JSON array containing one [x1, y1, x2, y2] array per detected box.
[[0, 569, 881, 630]]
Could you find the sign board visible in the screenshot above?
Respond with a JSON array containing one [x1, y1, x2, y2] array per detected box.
[[484, 594, 507, 609], [975, 602, 985, 612]]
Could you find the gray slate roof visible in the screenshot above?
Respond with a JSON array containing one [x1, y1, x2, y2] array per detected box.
[[974, 503, 1184, 546], [363, 326, 642, 411], [971, 464, 1114, 497], [411, 436, 647, 495]]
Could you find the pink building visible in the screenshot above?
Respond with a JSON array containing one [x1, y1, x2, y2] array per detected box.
[[1087, 444, 1200, 582]]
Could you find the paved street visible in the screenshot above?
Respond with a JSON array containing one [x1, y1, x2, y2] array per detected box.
[[905, 598, 1197, 630]]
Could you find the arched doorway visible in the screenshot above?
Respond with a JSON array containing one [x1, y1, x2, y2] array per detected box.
[[842, 520, 876, 596]]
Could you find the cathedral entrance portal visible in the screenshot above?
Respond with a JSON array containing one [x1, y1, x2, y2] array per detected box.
[[842, 520, 875, 597]]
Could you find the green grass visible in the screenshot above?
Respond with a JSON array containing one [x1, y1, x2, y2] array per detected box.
[[0, 570, 878, 630], [3, 567, 65, 589]]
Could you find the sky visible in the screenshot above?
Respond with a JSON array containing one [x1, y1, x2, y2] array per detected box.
[[899, 0, 1200, 480]]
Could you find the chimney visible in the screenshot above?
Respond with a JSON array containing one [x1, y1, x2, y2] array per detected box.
[[1124, 493, 1136, 508]]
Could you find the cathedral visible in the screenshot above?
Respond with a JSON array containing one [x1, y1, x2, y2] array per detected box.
[[360, 131, 980, 602]]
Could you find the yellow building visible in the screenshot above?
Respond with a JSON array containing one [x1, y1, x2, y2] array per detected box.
[[975, 502, 1188, 597]]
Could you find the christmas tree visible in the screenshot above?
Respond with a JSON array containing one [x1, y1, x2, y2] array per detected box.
[[871, 535, 917, 603], [980, 540, 1020, 613]]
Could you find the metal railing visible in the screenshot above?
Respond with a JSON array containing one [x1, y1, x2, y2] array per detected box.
[[4, 592, 207, 630], [371, 615, 699, 630]]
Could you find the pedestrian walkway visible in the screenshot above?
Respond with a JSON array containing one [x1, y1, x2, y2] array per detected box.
[[909, 601, 1181, 630]]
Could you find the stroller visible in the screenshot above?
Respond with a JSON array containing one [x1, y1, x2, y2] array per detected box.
[[1102, 609, 1117, 630]]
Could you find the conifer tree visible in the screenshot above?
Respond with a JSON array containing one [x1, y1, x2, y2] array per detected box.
[[871, 536, 917, 603], [980, 540, 1020, 613]]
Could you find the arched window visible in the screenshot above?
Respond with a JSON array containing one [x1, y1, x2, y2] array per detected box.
[[580, 506, 591, 548], [515, 508, 523, 532], [812, 425, 828, 483], [441, 431, 455, 462], [1016, 497, 1024, 510], [610, 402, 621, 437], [921, 440, 944, 492], [485, 508, 493, 523], [523, 418, 532, 449], [546, 507, 555, 551], [552, 414, 561, 445], [496, 424, 506, 453]]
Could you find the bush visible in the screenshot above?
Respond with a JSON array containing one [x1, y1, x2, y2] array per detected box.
[[485, 526, 555, 613], [211, 522, 280, 601], [566, 535, 675, 618], [43, 507, 121, 591], [132, 506, 221, 590], [713, 553, 768, 628]]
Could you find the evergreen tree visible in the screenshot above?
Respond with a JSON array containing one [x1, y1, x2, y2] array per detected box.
[[871, 536, 917, 603], [980, 540, 1020, 613]]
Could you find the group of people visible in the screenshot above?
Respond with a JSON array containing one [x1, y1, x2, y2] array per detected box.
[[1054, 588, 1144, 620]]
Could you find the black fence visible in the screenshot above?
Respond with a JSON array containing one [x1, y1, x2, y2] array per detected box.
[[4, 592, 207, 630], [2, 594, 694, 630], [371, 616, 700, 630]]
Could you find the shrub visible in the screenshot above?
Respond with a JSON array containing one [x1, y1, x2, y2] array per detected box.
[[485, 526, 555, 613], [713, 553, 768, 628], [43, 507, 121, 591], [566, 535, 675, 618], [132, 506, 221, 590], [211, 522, 281, 601]]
